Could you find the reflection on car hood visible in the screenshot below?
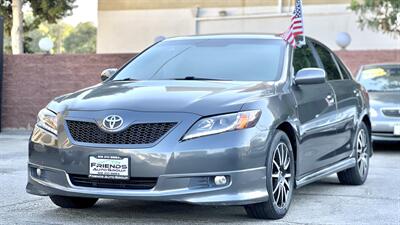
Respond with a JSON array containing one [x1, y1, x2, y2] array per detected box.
[[49, 80, 275, 116], [369, 91, 400, 107]]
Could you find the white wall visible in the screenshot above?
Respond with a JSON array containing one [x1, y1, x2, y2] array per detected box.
[[97, 9, 195, 53], [97, 4, 399, 53]]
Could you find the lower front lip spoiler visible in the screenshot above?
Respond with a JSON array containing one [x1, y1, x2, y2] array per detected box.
[[27, 163, 268, 206]]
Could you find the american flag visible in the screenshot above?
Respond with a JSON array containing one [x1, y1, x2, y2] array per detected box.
[[281, 0, 304, 48]]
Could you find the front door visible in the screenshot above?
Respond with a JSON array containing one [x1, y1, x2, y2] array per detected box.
[[312, 42, 359, 162], [291, 40, 339, 177], [292, 83, 338, 177]]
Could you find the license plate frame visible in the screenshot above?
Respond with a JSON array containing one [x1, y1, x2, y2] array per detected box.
[[394, 124, 400, 136], [89, 155, 130, 180]]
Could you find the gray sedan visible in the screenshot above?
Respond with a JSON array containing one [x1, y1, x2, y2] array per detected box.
[[356, 64, 400, 143], [27, 35, 371, 220]]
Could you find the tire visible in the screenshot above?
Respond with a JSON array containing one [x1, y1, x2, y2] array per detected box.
[[49, 195, 98, 209], [337, 122, 370, 185], [244, 130, 295, 219]]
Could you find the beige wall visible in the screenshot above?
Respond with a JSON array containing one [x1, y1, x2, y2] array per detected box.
[[99, 0, 350, 10], [97, 2, 399, 53], [97, 9, 195, 53], [197, 5, 400, 50]]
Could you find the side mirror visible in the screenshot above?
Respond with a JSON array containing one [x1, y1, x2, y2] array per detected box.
[[295, 68, 326, 85], [100, 68, 118, 81]]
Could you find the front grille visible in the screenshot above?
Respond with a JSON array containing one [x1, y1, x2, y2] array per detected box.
[[373, 132, 399, 137], [382, 109, 400, 117], [69, 174, 157, 189], [66, 120, 176, 145]]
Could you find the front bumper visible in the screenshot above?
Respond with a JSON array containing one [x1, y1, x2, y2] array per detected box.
[[27, 110, 272, 205], [27, 163, 267, 205], [371, 120, 400, 143], [371, 133, 400, 142]]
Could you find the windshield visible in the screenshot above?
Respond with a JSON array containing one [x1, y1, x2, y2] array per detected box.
[[358, 65, 400, 92], [113, 38, 286, 81]]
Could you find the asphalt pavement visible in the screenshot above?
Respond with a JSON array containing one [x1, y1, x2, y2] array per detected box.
[[0, 132, 399, 225]]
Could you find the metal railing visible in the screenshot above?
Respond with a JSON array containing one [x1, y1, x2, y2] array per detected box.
[[193, 0, 293, 35]]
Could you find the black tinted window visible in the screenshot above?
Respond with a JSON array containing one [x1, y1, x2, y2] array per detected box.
[[313, 43, 342, 80], [114, 39, 285, 81], [293, 43, 318, 73], [335, 56, 351, 79]]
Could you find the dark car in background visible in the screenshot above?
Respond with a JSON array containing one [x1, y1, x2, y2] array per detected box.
[[356, 64, 400, 143], [27, 35, 371, 220]]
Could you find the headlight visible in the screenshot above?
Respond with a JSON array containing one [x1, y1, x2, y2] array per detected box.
[[182, 110, 261, 141], [369, 108, 378, 117], [37, 108, 58, 135]]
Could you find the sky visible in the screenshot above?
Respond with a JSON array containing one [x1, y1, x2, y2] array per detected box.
[[63, 0, 98, 26]]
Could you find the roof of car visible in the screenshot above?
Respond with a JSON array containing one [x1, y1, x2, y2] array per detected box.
[[166, 34, 283, 41]]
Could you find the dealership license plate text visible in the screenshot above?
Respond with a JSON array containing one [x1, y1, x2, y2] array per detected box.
[[394, 124, 400, 136], [89, 155, 129, 180]]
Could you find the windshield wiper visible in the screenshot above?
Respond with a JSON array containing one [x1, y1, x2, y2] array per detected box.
[[115, 78, 139, 81], [367, 89, 382, 92], [170, 76, 228, 81]]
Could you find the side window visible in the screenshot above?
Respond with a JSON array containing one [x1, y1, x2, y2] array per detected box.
[[334, 55, 352, 79], [313, 43, 342, 80], [293, 43, 319, 74]]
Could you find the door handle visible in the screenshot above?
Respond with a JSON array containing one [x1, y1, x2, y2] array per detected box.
[[325, 95, 335, 106], [353, 89, 360, 96]]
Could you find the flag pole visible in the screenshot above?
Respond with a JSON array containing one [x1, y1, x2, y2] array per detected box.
[[299, 0, 306, 46], [281, 0, 305, 48]]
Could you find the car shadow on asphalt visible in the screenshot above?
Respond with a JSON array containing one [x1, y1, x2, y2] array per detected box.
[[42, 143, 399, 223], [50, 200, 252, 223], [45, 180, 339, 223], [373, 142, 400, 151]]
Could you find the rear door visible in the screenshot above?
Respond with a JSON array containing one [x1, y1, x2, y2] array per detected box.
[[291, 40, 339, 177], [311, 41, 359, 161]]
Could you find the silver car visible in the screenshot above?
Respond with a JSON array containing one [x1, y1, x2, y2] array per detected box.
[[27, 35, 371, 219], [356, 64, 400, 143]]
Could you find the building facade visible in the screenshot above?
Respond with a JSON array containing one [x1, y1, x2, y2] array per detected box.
[[97, 0, 399, 53]]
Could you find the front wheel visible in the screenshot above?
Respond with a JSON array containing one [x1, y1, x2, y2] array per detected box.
[[244, 130, 295, 219], [337, 122, 370, 185], [49, 195, 98, 208]]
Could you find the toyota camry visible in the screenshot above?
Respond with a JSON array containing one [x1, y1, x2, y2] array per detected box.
[[27, 34, 371, 219], [356, 63, 400, 143]]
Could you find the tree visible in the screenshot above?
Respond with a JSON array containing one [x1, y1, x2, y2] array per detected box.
[[64, 22, 96, 53], [0, 0, 76, 53], [25, 20, 73, 53], [11, 0, 23, 54], [350, 0, 400, 36]]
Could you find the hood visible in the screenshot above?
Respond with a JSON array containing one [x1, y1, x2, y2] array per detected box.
[[49, 80, 275, 116], [369, 91, 400, 108]]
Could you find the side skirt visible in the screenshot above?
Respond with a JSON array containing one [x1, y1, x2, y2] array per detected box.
[[295, 158, 356, 188]]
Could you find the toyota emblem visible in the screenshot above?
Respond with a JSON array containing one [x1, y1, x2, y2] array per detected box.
[[102, 115, 123, 131]]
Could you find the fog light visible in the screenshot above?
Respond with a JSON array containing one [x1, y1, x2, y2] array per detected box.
[[36, 168, 42, 177], [214, 176, 227, 186]]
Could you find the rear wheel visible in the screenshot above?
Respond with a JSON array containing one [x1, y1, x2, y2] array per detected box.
[[49, 195, 98, 208], [337, 122, 370, 185], [244, 130, 295, 219]]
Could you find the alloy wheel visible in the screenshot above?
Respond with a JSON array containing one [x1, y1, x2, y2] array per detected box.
[[271, 142, 292, 209], [356, 129, 369, 178]]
